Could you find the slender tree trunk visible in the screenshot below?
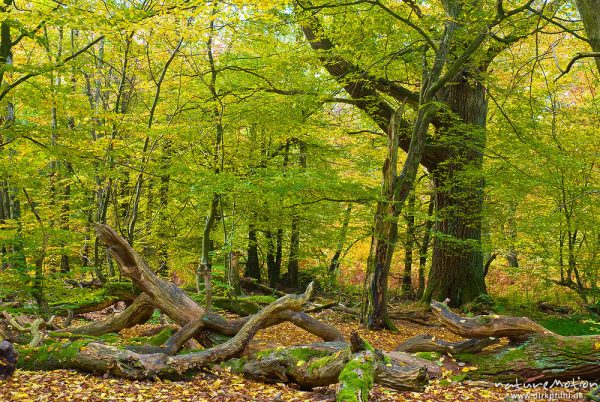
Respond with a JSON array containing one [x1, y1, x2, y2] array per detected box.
[[245, 219, 260, 281], [506, 202, 518, 268], [274, 141, 289, 283], [22, 188, 49, 314], [401, 193, 415, 297], [328, 204, 352, 275], [363, 100, 436, 329], [417, 198, 434, 299], [287, 217, 300, 289], [0, 6, 25, 274], [198, 193, 219, 310], [266, 230, 279, 288], [287, 141, 306, 289], [196, 11, 223, 310], [157, 140, 172, 274]]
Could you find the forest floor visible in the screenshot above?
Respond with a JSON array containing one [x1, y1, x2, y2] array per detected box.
[[0, 310, 590, 401]]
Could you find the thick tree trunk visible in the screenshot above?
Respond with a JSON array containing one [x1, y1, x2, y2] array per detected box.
[[576, 0, 600, 73], [227, 251, 241, 295], [460, 334, 600, 382], [423, 71, 488, 307]]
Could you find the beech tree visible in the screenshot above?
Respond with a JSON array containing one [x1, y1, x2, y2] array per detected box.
[[295, 0, 553, 328]]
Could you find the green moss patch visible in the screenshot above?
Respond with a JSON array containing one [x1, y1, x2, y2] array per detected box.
[[337, 353, 375, 402], [17, 339, 92, 370], [128, 328, 173, 347], [415, 351, 441, 361]]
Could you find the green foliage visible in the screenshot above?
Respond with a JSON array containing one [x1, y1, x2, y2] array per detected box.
[[0, 0, 597, 331]]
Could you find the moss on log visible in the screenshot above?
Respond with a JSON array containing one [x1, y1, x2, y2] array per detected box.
[[455, 334, 600, 382], [15, 284, 317, 380], [233, 342, 427, 393], [337, 351, 376, 402], [400, 301, 600, 383]]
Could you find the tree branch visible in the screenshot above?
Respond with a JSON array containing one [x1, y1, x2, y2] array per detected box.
[[0, 35, 104, 102]]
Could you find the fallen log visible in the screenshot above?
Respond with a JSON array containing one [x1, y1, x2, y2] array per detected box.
[[57, 294, 155, 336], [95, 224, 203, 325], [337, 350, 376, 402], [233, 341, 427, 393], [313, 303, 438, 327], [2, 312, 46, 347], [537, 301, 573, 315], [19, 284, 320, 379], [85, 224, 343, 345], [395, 334, 498, 354], [430, 300, 551, 340], [15, 286, 429, 397], [404, 301, 600, 383]]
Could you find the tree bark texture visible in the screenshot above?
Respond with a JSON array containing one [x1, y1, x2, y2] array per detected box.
[[424, 70, 488, 307]]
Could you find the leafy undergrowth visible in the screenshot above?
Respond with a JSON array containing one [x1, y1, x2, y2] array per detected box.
[[0, 311, 590, 401]]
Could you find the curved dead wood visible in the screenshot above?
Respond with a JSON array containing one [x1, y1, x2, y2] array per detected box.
[[431, 300, 552, 339], [137, 306, 345, 356], [395, 334, 498, 354], [93, 224, 344, 344], [57, 294, 155, 336], [324, 304, 438, 327], [430, 301, 600, 382], [20, 284, 316, 379], [95, 224, 203, 325], [237, 342, 427, 393]]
